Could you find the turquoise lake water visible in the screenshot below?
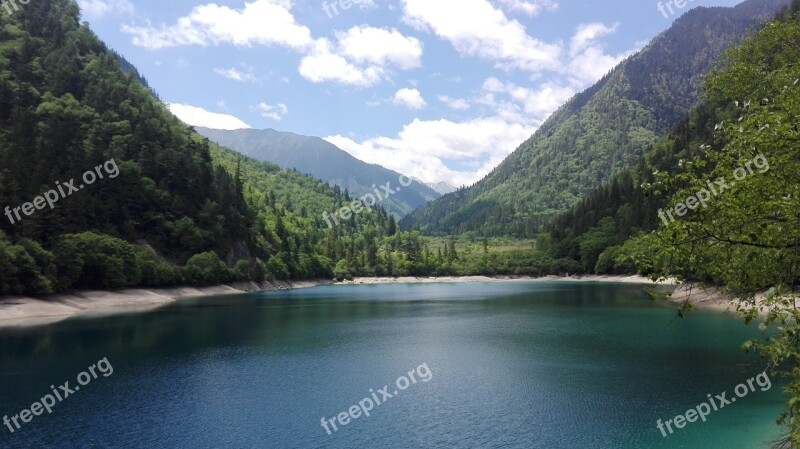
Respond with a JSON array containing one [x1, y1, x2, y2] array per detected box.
[[0, 282, 785, 448]]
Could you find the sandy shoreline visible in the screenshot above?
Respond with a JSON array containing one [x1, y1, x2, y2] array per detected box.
[[0, 275, 683, 328], [667, 283, 786, 316], [334, 274, 666, 285], [667, 283, 739, 313], [337, 275, 762, 316], [0, 280, 330, 328]]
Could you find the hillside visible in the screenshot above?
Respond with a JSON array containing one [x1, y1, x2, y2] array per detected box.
[[196, 127, 441, 217], [0, 0, 446, 294], [542, 0, 800, 275], [401, 0, 791, 237], [2, 0, 795, 296]]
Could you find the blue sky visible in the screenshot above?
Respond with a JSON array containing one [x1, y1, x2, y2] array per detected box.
[[79, 0, 742, 186]]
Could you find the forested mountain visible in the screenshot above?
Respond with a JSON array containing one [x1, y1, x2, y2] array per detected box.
[[401, 0, 790, 237], [0, 0, 468, 295], [196, 127, 441, 217], [2, 0, 796, 298], [0, 0, 259, 287], [543, 0, 800, 276]]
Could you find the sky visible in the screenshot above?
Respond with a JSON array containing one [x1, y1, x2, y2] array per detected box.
[[78, 0, 743, 187]]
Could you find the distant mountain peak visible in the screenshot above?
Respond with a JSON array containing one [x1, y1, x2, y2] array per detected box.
[[196, 127, 441, 217], [412, 178, 457, 195]]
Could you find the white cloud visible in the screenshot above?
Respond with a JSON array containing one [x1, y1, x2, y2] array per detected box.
[[401, 0, 562, 73], [479, 77, 574, 119], [571, 22, 617, 56], [326, 116, 535, 187], [253, 102, 288, 121], [123, 2, 422, 88], [567, 23, 627, 84], [494, 0, 558, 16], [401, 0, 625, 87], [336, 27, 423, 70], [168, 103, 251, 130], [299, 26, 422, 87], [122, 0, 314, 50], [309, 5, 626, 185], [299, 39, 385, 87], [326, 73, 584, 186], [392, 88, 427, 110], [438, 95, 470, 111], [214, 66, 258, 82], [332, 16, 634, 186], [79, 0, 134, 20]]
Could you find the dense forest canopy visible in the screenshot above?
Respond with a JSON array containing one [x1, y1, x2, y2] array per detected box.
[[0, 0, 567, 296], [0, 0, 396, 292]]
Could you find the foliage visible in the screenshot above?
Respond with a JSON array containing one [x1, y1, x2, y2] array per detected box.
[[647, 12, 800, 446], [333, 259, 353, 281], [0, 231, 53, 295], [53, 232, 139, 290], [186, 251, 231, 286], [0, 0, 488, 292], [402, 0, 788, 237]]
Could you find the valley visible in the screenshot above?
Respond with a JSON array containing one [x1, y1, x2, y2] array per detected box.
[[1, 0, 799, 447]]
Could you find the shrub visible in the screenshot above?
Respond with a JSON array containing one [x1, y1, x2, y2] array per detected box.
[[234, 259, 251, 282], [266, 254, 290, 280], [52, 232, 140, 290], [186, 251, 231, 286], [333, 259, 353, 281]]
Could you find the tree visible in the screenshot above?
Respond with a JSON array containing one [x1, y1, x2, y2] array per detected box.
[[186, 251, 231, 286], [578, 217, 616, 272], [266, 254, 291, 280], [650, 17, 800, 446], [333, 259, 352, 281]]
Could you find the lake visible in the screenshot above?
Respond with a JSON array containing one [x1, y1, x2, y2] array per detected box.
[[0, 282, 784, 448]]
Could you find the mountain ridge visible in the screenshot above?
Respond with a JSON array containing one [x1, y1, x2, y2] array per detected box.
[[401, 0, 791, 236], [196, 127, 441, 217]]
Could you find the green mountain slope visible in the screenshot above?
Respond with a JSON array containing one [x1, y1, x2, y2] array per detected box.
[[0, 0, 435, 294], [196, 127, 441, 217], [401, 0, 790, 237], [544, 0, 800, 275], [0, 1, 254, 265]]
